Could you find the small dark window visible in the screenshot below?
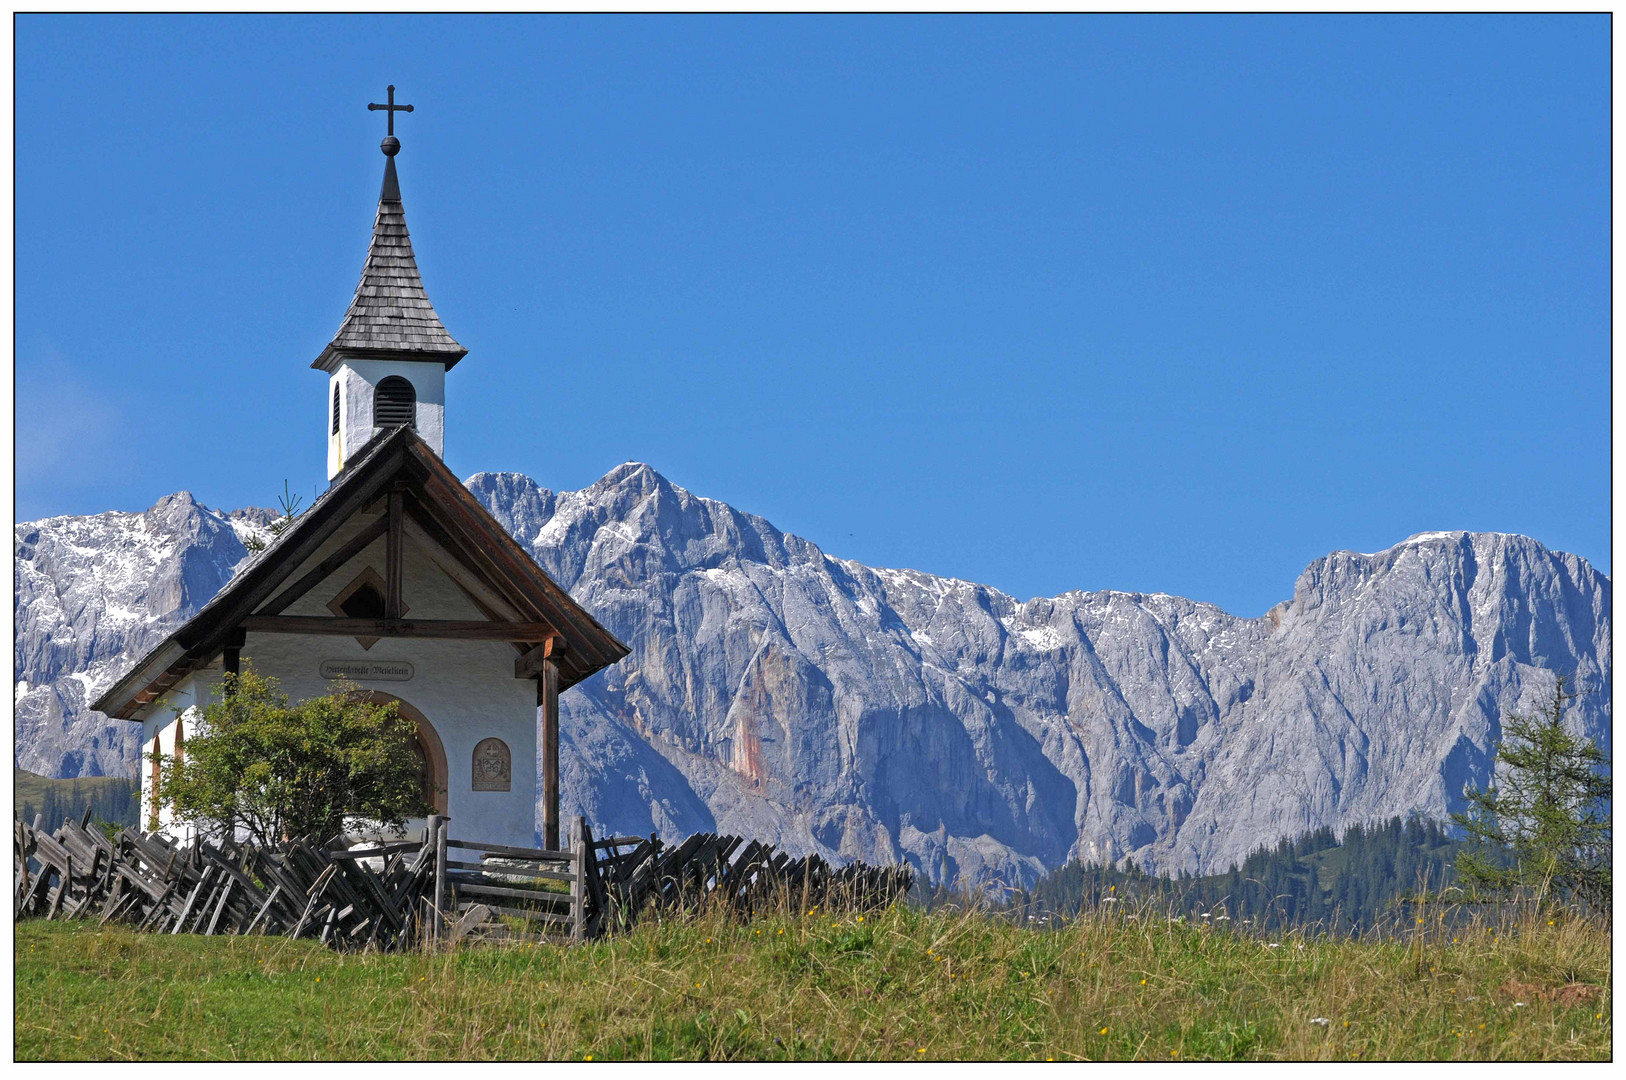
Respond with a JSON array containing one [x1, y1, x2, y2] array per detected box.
[[374, 376, 416, 429], [339, 582, 387, 620], [331, 383, 341, 435]]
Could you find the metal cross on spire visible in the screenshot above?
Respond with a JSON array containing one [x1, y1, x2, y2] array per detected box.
[[368, 85, 414, 137]]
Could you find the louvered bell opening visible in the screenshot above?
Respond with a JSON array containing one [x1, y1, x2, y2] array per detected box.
[[374, 376, 416, 429], [331, 383, 341, 435]]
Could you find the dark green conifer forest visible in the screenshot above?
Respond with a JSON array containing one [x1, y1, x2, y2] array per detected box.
[[1020, 816, 1475, 934], [15, 768, 139, 832]]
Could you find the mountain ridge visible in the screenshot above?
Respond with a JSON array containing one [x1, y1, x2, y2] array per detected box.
[[14, 461, 1610, 888]]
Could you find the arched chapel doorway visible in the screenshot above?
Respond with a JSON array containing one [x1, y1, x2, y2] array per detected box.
[[353, 691, 447, 815]]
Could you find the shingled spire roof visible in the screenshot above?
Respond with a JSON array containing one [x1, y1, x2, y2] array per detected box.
[[312, 142, 468, 371]]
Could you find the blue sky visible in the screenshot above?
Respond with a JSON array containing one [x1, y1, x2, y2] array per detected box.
[[16, 15, 1610, 616]]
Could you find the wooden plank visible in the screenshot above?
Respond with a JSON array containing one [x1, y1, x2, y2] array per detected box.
[[325, 840, 421, 860], [463, 901, 575, 927], [241, 616, 557, 641], [450, 882, 574, 909], [257, 516, 390, 617], [571, 817, 587, 941], [18, 869, 49, 919], [170, 865, 212, 934], [443, 838, 573, 861], [541, 660, 560, 851], [31, 831, 75, 873], [385, 488, 404, 620], [431, 815, 447, 945], [290, 865, 338, 938], [204, 877, 235, 936], [333, 857, 405, 932], [46, 857, 70, 919], [448, 903, 492, 944], [442, 859, 574, 884], [580, 819, 606, 939], [244, 883, 284, 935], [99, 887, 139, 927]]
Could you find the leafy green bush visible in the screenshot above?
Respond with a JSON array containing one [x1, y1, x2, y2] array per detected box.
[[161, 668, 433, 846]]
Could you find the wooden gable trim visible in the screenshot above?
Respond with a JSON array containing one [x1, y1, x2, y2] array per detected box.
[[399, 513, 524, 624], [410, 474, 606, 688], [95, 433, 413, 719], [93, 426, 628, 719], [400, 447, 623, 686], [406, 448, 626, 683], [256, 515, 389, 617]]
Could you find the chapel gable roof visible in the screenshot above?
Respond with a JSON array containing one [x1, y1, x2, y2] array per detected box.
[[312, 155, 468, 372], [92, 426, 628, 720]]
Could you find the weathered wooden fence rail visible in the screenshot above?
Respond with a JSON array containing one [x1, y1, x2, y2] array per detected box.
[[15, 811, 436, 949], [16, 811, 913, 949]]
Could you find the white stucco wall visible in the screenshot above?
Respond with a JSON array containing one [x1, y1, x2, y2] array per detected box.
[[140, 512, 539, 849], [327, 358, 448, 478], [139, 674, 207, 839]]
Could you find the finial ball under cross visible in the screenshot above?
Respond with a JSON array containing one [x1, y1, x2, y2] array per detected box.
[[368, 84, 414, 156]]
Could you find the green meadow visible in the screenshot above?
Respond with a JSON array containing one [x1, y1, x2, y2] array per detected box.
[[14, 900, 1609, 1061]]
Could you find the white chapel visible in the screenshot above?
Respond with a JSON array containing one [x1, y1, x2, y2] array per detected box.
[[93, 91, 629, 850]]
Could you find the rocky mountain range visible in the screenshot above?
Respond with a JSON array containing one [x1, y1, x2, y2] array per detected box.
[[14, 464, 1611, 888]]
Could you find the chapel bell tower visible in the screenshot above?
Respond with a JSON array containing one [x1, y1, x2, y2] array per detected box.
[[315, 86, 467, 481]]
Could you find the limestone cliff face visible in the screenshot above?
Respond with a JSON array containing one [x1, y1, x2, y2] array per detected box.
[[13, 495, 271, 778], [468, 467, 1610, 886], [15, 466, 1610, 889]]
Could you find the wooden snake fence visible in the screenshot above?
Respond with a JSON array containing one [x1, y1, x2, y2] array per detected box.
[[15, 810, 436, 949], [16, 810, 914, 949]]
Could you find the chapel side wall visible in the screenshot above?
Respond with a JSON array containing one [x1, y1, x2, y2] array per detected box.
[[239, 514, 539, 848], [136, 675, 208, 839]]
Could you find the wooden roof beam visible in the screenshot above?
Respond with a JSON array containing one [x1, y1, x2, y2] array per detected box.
[[400, 504, 530, 624], [240, 616, 556, 641], [514, 637, 565, 680], [255, 514, 389, 617], [415, 469, 611, 666]]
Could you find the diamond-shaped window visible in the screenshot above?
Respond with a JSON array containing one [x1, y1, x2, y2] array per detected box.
[[327, 566, 406, 650]]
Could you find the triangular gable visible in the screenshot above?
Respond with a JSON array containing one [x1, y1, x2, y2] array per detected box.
[[93, 427, 628, 720]]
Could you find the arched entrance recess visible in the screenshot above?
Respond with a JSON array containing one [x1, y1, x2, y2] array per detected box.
[[353, 691, 448, 815]]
